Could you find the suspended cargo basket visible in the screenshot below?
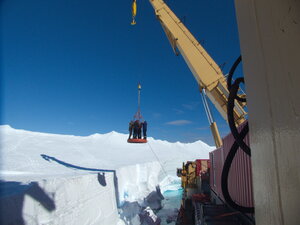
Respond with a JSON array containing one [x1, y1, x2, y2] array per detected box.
[[127, 138, 147, 144], [127, 83, 148, 143]]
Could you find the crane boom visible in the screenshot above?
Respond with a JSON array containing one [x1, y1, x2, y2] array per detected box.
[[149, 0, 247, 126]]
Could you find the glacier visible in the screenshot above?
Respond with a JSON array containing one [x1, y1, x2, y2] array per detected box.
[[0, 125, 214, 224]]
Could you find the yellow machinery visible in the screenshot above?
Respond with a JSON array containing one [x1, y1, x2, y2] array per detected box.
[[131, 0, 249, 190], [185, 162, 197, 187], [132, 0, 300, 222], [132, 0, 248, 148], [131, 0, 248, 190], [178, 162, 197, 188], [148, 0, 248, 148]]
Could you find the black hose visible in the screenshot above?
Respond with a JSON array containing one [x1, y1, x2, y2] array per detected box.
[[227, 56, 246, 103], [227, 78, 251, 156], [221, 56, 254, 214], [221, 123, 253, 213]]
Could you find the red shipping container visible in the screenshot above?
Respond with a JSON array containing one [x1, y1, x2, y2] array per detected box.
[[209, 122, 254, 210], [196, 159, 210, 177]]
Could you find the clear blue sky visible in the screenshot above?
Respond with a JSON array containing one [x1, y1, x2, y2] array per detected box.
[[1, 0, 242, 145]]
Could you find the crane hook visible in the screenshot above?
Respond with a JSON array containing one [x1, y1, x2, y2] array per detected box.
[[131, 0, 137, 25]]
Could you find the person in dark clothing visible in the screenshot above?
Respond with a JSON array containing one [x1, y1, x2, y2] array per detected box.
[[128, 121, 134, 139], [143, 121, 147, 139], [138, 122, 142, 139], [133, 120, 140, 139]]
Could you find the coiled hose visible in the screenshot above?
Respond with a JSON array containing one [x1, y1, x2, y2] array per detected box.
[[221, 56, 255, 214]]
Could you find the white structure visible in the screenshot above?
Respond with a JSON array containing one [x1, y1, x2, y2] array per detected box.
[[235, 0, 300, 224]]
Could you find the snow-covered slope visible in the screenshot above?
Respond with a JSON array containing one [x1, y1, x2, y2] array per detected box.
[[0, 125, 215, 224]]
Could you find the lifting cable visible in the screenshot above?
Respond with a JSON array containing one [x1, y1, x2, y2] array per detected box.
[[221, 55, 255, 214], [147, 142, 173, 183]]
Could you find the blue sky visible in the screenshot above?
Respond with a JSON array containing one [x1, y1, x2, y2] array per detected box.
[[1, 0, 242, 145]]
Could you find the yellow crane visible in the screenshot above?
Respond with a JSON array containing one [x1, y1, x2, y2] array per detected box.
[[132, 0, 247, 148], [131, 1, 300, 222]]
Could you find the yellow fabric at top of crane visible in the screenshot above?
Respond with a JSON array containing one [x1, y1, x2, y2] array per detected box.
[[131, 0, 137, 25], [132, 0, 137, 16]]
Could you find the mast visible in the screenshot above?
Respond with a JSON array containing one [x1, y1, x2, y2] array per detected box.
[[134, 83, 142, 120]]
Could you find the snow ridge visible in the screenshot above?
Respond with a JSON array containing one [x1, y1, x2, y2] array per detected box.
[[0, 125, 215, 224]]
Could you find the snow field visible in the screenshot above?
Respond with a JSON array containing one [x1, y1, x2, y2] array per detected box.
[[0, 173, 118, 225], [0, 125, 214, 224]]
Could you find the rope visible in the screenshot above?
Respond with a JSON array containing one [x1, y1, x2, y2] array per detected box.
[[146, 142, 173, 183]]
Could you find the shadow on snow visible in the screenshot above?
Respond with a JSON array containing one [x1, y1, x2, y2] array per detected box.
[[40, 154, 119, 207], [0, 180, 56, 225]]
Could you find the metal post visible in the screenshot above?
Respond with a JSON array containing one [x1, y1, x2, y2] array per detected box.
[[200, 87, 222, 148], [138, 83, 141, 113], [201, 89, 214, 124], [134, 83, 142, 120]]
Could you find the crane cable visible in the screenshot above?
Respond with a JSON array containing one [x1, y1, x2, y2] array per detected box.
[[221, 56, 255, 214], [146, 141, 173, 183]]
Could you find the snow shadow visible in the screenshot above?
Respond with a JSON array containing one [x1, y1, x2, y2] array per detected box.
[[143, 186, 164, 210], [0, 180, 56, 225], [40, 154, 120, 207], [41, 154, 115, 173], [120, 201, 141, 224], [120, 186, 164, 225], [98, 173, 107, 186]]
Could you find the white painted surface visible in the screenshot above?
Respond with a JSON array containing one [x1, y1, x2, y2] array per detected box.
[[235, 0, 300, 224]]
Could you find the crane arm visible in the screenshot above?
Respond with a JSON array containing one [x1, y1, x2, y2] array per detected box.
[[149, 0, 247, 126]]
